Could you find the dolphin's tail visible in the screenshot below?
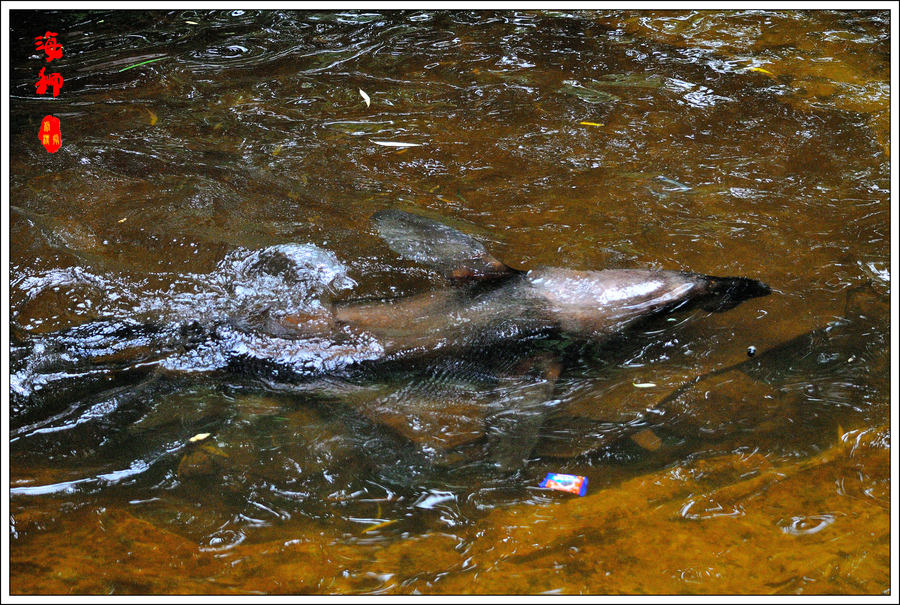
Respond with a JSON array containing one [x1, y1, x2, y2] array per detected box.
[[699, 276, 771, 312]]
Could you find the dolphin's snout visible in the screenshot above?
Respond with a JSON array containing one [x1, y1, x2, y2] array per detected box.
[[702, 276, 771, 312]]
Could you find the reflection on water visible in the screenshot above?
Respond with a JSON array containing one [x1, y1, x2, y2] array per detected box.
[[7, 9, 891, 595]]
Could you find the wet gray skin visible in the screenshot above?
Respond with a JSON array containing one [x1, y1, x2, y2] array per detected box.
[[331, 267, 764, 360], [12, 210, 770, 471], [326, 210, 769, 361], [326, 210, 769, 358]]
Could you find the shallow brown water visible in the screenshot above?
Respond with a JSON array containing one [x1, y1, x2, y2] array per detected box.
[[6, 9, 892, 595]]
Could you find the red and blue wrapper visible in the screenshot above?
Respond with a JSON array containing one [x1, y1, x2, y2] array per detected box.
[[539, 472, 588, 496]]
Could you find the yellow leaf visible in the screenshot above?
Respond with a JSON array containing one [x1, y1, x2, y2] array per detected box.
[[118, 217, 128, 223], [361, 519, 398, 534], [631, 429, 662, 451], [189, 432, 210, 443], [144, 107, 158, 126], [749, 67, 774, 76], [633, 382, 657, 388], [579, 121, 604, 127]]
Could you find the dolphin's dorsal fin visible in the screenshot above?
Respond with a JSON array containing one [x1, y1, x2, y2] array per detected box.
[[372, 209, 516, 281]]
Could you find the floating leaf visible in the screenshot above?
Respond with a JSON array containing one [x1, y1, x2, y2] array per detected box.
[[185, 20, 199, 25], [118, 56, 168, 72], [631, 429, 662, 451], [359, 88, 371, 107], [372, 141, 423, 148], [654, 175, 691, 192], [189, 432, 211, 443], [632, 382, 657, 388], [749, 66, 774, 76], [579, 121, 604, 127], [117, 217, 128, 223], [361, 519, 398, 534]]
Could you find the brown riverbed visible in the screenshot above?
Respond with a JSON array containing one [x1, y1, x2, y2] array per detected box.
[[7, 9, 892, 595]]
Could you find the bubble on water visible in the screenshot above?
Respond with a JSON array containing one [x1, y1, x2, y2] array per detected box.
[[205, 243, 356, 317], [159, 323, 384, 376], [220, 243, 355, 294], [130, 243, 352, 323], [201, 527, 246, 551], [10, 243, 367, 397], [778, 514, 837, 535]]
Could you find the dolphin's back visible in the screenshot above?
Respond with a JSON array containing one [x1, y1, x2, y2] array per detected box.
[[334, 276, 554, 359], [362, 210, 770, 347]]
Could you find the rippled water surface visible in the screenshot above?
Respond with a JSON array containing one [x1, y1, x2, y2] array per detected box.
[[6, 9, 892, 595]]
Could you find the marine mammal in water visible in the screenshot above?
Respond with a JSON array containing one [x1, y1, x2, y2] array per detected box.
[[11, 210, 770, 470], [321, 210, 769, 359]]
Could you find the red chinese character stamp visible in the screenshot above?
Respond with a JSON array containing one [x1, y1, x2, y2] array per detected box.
[[34, 31, 63, 62], [35, 67, 63, 97], [39, 115, 62, 153]]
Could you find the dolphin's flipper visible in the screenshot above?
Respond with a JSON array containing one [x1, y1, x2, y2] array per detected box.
[[372, 210, 516, 280], [334, 353, 563, 471], [485, 354, 562, 471], [338, 359, 499, 461]]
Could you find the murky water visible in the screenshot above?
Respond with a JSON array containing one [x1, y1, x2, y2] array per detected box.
[[7, 9, 891, 595]]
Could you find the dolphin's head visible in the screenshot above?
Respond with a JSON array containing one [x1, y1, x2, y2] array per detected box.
[[525, 267, 709, 337], [524, 267, 770, 338]]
